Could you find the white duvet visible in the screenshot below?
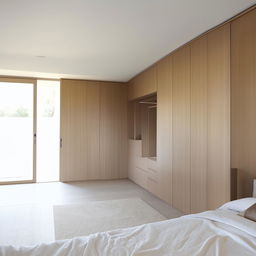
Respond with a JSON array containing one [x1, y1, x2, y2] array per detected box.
[[1, 209, 256, 256]]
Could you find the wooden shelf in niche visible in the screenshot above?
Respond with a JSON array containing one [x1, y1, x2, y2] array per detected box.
[[128, 93, 157, 158]]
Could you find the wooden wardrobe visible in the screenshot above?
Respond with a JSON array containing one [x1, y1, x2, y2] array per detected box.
[[58, 7, 256, 215], [60, 79, 127, 181], [231, 8, 256, 199], [128, 7, 256, 214]]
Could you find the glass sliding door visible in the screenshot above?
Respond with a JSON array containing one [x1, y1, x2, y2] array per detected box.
[[37, 80, 60, 182], [0, 78, 36, 184]]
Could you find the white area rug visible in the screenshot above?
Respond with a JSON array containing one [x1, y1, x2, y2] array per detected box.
[[54, 198, 166, 240]]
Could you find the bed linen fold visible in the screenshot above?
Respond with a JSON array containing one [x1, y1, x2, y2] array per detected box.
[[1, 210, 256, 256]]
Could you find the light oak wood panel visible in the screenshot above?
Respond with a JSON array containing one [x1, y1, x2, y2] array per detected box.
[[231, 9, 256, 198], [156, 55, 172, 204], [190, 36, 208, 213], [127, 8, 242, 210], [148, 107, 157, 157], [134, 102, 142, 140], [100, 82, 128, 179], [131, 94, 157, 157], [141, 104, 150, 157], [207, 24, 230, 209], [60, 79, 88, 181], [60, 79, 127, 181], [86, 81, 100, 179], [128, 101, 135, 139], [128, 101, 142, 140], [172, 46, 191, 213], [128, 65, 157, 100], [127, 140, 138, 182], [128, 139, 160, 196]]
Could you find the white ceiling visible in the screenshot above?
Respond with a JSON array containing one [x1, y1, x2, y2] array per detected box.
[[0, 0, 255, 82]]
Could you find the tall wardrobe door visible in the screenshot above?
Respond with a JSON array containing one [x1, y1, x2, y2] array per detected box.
[[100, 82, 127, 179], [60, 79, 89, 181], [172, 46, 191, 213], [157, 55, 173, 205], [207, 24, 230, 209], [85, 82, 100, 179], [190, 35, 208, 213], [231, 9, 256, 198]]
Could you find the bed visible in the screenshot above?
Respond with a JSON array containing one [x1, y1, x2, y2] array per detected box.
[[1, 183, 256, 256]]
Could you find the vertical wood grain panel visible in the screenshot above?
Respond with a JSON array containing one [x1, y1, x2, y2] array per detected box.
[[127, 13, 234, 210], [60, 79, 127, 181], [207, 24, 230, 209], [148, 107, 157, 157], [100, 83, 127, 179], [60, 79, 88, 181], [157, 55, 172, 204], [231, 9, 256, 198], [128, 101, 135, 139], [190, 36, 208, 213], [119, 85, 128, 178], [134, 102, 142, 140], [128, 65, 157, 100], [141, 104, 149, 157], [172, 46, 191, 213], [86, 81, 100, 179]]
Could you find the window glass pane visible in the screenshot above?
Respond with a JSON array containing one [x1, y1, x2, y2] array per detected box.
[[37, 80, 60, 182], [0, 82, 34, 182]]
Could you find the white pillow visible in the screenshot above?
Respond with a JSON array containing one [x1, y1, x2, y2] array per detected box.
[[219, 198, 256, 213]]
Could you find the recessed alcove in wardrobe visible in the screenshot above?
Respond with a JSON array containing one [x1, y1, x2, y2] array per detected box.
[[128, 92, 159, 197], [128, 93, 157, 159]]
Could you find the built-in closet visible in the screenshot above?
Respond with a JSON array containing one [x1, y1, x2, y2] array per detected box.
[[58, 6, 256, 215], [231, 8, 256, 199], [128, 7, 256, 214], [60, 79, 127, 181]]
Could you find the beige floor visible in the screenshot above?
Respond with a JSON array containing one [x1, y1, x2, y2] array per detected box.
[[0, 179, 183, 247]]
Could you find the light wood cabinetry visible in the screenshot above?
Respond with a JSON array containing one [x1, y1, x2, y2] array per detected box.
[[172, 46, 191, 213], [141, 104, 150, 157], [99, 82, 128, 179], [59, 6, 254, 213], [148, 107, 157, 157], [128, 140, 159, 196], [85, 82, 100, 179], [60, 79, 89, 181], [128, 65, 157, 100], [156, 55, 173, 205], [207, 24, 230, 209], [128, 93, 158, 195], [128, 23, 231, 214], [60, 79, 127, 181], [190, 26, 231, 212], [231, 9, 256, 198], [190, 35, 208, 213]]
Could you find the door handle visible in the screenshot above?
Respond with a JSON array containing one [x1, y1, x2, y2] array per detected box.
[[60, 138, 63, 148], [34, 133, 37, 145]]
